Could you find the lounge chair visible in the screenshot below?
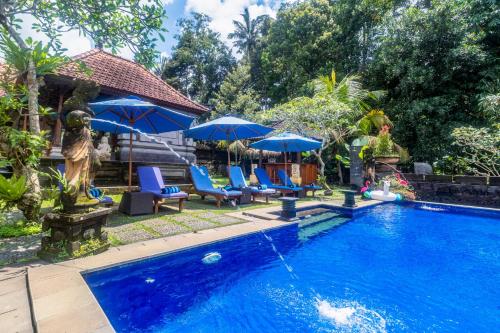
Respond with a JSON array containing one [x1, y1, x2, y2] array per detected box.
[[189, 166, 242, 207], [277, 169, 322, 197], [228, 166, 275, 203], [254, 167, 303, 196], [56, 164, 114, 206], [137, 166, 188, 213]]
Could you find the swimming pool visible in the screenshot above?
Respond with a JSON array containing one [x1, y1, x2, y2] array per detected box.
[[84, 203, 500, 332]]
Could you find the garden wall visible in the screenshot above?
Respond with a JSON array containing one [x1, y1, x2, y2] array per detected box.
[[403, 174, 500, 208]]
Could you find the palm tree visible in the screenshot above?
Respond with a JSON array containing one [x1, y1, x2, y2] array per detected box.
[[228, 8, 268, 59]]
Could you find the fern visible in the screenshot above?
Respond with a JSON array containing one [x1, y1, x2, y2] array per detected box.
[[0, 174, 27, 209]]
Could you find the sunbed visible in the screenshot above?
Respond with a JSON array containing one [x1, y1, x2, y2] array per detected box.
[[189, 166, 242, 207], [277, 169, 322, 197], [228, 166, 275, 203], [254, 167, 303, 196], [137, 166, 188, 213]]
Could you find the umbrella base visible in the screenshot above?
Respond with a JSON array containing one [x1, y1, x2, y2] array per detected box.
[[119, 191, 154, 216]]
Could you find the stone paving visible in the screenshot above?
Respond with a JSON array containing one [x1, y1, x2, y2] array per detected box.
[[0, 234, 42, 266]]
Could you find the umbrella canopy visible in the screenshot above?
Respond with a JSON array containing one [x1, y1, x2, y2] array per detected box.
[[249, 132, 322, 152], [250, 132, 322, 186], [183, 116, 273, 141], [89, 96, 194, 134], [88, 96, 195, 191], [184, 116, 274, 175]]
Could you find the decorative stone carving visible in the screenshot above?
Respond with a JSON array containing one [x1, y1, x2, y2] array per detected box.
[[96, 135, 112, 161], [40, 81, 111, 258]]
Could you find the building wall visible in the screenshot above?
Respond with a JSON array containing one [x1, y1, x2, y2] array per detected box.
[[118, 130, 196, 164]]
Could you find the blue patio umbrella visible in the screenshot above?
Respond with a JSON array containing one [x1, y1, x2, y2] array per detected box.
[[89, 96, 194, 190], [184, 116, 274, 175], [250, 132, 322, 185]]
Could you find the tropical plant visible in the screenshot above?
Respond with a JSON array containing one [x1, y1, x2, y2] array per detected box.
[[255, 70, 373, 183], [0, 174, 27, 211], [357, 109, 393, 136], [449, 126, 499, 176], [228, 8, 269, 60]]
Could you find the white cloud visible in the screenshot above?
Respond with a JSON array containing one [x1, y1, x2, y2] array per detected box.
[[16, 14, 93, 57], [184, 0, 281, 49]]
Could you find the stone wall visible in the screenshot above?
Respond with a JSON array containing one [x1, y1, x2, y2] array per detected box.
[[118, 130, 196, 164], [403, 174, 500, 208]]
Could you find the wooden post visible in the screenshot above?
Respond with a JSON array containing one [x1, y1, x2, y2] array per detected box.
[[128, 130, 133, 192], [258, 150, 263, 167], [52, 93, 64, 147]]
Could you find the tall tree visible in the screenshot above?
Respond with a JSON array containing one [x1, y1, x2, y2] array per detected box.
[[260, 0, 394, 104], [228, 8, 269, 60], [213, 63, 260, 118], [368, 0, 499, 162], [159, 13, 235, 107]]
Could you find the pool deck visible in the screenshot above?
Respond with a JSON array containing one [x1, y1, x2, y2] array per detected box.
[[14, 199, 380, 333]]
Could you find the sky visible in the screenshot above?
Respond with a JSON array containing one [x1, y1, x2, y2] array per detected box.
[[17, 0, 289, 61]]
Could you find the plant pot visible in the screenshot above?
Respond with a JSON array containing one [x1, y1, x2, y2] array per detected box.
[[374, 156, 400, 173]]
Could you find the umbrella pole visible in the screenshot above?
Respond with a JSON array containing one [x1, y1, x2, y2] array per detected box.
[[128, 129, 133, 192], [226, 133, 231, 179], [284, 151, 287, 186], [227, 143, 231, 179]]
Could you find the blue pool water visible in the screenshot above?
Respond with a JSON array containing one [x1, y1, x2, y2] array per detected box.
[[84, 203, 500, 332]]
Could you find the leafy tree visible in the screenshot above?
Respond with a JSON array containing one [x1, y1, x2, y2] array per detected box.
[[260, 0, 394, 103], [368, 0, 499, 162], [449, 126, 499, 176], [159, 13, 235, 107], [256, 70, 372, 184], [212, 63, 260, 118]]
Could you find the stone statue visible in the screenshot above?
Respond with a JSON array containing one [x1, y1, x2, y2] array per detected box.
[[40, 80, 111, 258], [96, 134, 112, 161], [59, 80, 101, 212]]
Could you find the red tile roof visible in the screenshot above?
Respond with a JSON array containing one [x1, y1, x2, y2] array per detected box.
[[56, 49, 208, 114]]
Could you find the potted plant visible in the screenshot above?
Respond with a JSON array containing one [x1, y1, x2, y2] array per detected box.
[[372, 125, 400, 171]]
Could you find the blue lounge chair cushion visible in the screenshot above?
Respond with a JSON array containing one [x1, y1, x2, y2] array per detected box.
[[191, 166, 242, 197], [255, 168, 302, 191], [277, 169, 322, 192], [305, 184, 322, 190], [161, 186, 180, 194], [138, 166, 188, 199], [228, 166, 275, 195]]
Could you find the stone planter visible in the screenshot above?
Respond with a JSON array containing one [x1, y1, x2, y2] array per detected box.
[[374, 156, 400, 173]]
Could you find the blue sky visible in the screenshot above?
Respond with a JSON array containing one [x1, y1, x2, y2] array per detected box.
[[18, 0, 288, 60]]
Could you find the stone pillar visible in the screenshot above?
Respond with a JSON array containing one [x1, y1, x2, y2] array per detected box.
[[350, 144, 364, 188]]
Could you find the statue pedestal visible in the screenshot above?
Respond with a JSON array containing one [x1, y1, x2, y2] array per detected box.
[[39, 207, 111, 258]]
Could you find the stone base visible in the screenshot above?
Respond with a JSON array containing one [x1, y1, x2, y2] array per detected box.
[[39, 207, 112, 257]]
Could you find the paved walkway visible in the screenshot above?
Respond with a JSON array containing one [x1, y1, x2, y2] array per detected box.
[[0, 263, 42, 333]]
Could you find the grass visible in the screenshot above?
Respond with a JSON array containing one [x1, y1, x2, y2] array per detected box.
[[0, 220, 42, 238]]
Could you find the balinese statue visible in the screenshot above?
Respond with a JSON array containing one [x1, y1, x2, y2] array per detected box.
[[59, 80, 100, 212], [96, 134, 112, 161]]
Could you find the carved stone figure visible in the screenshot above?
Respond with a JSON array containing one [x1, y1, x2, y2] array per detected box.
[[96, 134, 112, 161], [61, 110, 96, 204], [59, 80, 101, 212]]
